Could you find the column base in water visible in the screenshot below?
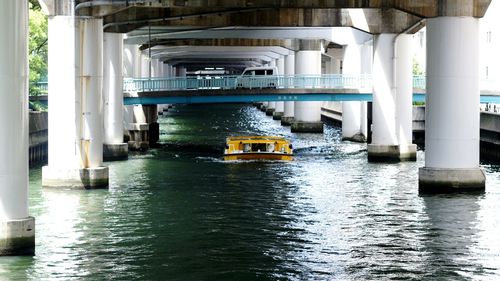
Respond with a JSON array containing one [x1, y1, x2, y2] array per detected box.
[[367, 144, 417, 162], [342, 133, 366, 143], [126, 123, 149, 151], [291, 121, 323, 133], [281, 116, 294, 126], [419, 167, 485, 193], [272, 111, 284, 120], [265, 108, 275, 116], [260, 105, 267, 112], [0, 217, 35, 256], [103, 143, 128, 161], [42, 166, 109, 189]]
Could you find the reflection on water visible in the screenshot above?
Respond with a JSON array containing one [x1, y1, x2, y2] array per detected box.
[[1, 104, 500, 280]]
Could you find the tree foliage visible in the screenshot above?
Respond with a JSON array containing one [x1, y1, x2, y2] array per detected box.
[[29, 0, 48, 96]]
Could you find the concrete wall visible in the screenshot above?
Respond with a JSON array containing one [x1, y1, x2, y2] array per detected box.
[[29, 111, 48, 166]]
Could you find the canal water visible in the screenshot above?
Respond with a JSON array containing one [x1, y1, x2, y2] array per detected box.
[[2, 103, 500, 280]]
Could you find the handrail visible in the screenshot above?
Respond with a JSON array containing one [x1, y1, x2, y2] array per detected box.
[[35, 75, 498, 94], [123, 74, 377, 92]]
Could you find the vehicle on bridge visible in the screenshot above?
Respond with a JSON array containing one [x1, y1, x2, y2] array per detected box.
[[235, 66, 279, 89], [223, 136, 293, 161]]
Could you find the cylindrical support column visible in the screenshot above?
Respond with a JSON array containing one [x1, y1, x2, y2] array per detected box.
[[368, 33, 416, 162], [395, 34, 417, 161], [103, 33, 128, 161], [0, 0, 35, 256], [419, 17, 485, 192], [367, 34, 399, 161], [282, 53, 295, 126], [123, 44, 140, 78], [177, 66, 186, 77], [42, 17, 109, 189], [292, 50, 323, 133], [342, 44, 366, 142], [140, 51, 150, 78], [273, 56, 285, 120]]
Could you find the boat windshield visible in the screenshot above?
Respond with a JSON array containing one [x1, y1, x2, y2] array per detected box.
[[251, 143, 267, 152]]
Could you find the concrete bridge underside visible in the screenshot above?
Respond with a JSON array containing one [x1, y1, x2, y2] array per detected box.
[[0, 0, 493, 256]]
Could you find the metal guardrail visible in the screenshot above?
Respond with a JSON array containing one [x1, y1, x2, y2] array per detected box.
[[34, 75, 499, 94], [123, 74, 378, 92]]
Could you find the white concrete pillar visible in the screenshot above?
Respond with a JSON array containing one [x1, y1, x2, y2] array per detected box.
[[292, 50, 323, 133], [419, 17, 485, 191], [140, 52, 150, 78], [342, 44, 366, 142], [0, 0, 35, 256], [42, 16, 108, 188], [368, 33, 416, 162], [123, 44, 140, 78], [274, 56, 286, 120], [162, 63, 169, 78], [395, 35, 416, 160], [177, 66, 186, 77], [103, 33, 128, 161], [368, 34, 398, 160], [282, 53, 295, 125]]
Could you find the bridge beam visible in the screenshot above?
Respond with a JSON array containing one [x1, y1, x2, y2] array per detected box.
[[419, 17, 485, 192], [103, 33, 128, 161], [0, 0, 35, 256], [42, 16, 109, 189], [292, 42, 323, 133]]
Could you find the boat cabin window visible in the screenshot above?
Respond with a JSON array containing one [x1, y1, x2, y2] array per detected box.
[[251, 143, 267, 152]]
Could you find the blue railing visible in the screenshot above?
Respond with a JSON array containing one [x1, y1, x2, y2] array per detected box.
[[124, 74, 377, 92], [35, 76, 500, 94]]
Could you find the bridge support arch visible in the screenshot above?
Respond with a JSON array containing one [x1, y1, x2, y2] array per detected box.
[[0, 0, 35, 256], [419, 17, 485, 192]]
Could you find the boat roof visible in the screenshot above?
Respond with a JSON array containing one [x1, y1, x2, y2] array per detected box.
[[226, 136, 288, 142]]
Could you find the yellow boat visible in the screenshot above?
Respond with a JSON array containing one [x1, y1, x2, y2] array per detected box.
[[223, 136, 293, 161]]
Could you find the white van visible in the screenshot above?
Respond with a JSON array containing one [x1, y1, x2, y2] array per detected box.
[[236, 66, 279, 89]]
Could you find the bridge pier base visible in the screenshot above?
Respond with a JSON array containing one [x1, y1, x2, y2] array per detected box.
[[0, 0, 35, 256], [273, 102, 284, 120], [281, 116, 294, 126], [419, 16, 485, 193], [266, 102, 276, 116], [291, 121, 324, 133]]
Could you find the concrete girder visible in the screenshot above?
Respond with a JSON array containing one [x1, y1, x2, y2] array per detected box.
[[149, 45, 292, 57], [102, 7, 422, 34], [72, 1, 491, 19], [156, 52, 279, 62], [125, 27, 372, 48], [164, 59, 262, 68], [140, 38, 300, 52]]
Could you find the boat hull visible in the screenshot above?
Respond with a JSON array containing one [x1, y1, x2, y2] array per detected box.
[[223, 153, 293, 161]]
